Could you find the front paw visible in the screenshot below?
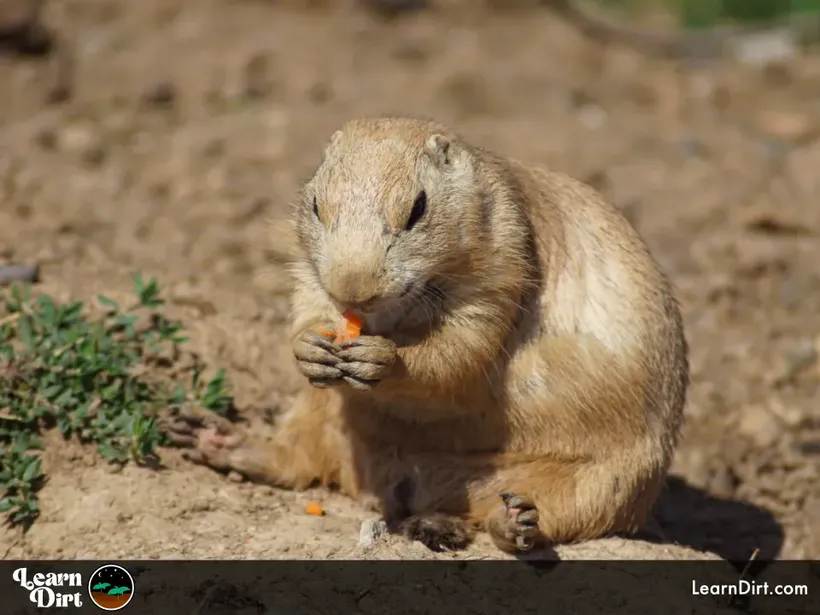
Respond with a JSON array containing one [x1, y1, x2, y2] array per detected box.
[[335, 335, 397, 390], [292, 329, 344, 388]]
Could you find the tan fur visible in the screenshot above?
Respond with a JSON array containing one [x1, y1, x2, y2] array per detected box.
[[191, 117, 689, 553]]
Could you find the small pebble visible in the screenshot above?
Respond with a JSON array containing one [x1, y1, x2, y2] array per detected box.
[[754, 109, 817, 144], [0, 264, 39, 285], [731, 29, 798, 67], [358, 518, 387, 547], [243, 54, 275, 100], [578, 105, 606, 130], [142, 81, 177, 107], [784, 339, 818, 372], [737, 405, 783, 449], [58, 121, 107, 167]]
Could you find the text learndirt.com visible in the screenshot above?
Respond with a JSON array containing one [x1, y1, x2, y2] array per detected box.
[[692, 579, 809, 597]]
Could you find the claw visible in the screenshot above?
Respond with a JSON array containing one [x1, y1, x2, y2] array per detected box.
[[516, 535, 535, 551]]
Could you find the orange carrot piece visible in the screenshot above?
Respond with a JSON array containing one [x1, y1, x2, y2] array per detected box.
[[305, 501, 325, 516], [334, 310, 363, 344]]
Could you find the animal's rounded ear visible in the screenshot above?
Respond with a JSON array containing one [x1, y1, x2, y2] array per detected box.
[[425, 133, 471, 171], [329, 129, 344, 148], [425, 134, 455, 167], [322, 129, 345, 162]]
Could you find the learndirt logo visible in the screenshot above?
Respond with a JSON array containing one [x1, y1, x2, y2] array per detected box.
[[12, 563, 135, 610], [87, 564, 135, 611]]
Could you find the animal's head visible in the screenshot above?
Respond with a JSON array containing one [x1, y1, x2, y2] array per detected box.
[[294, 118, 488, 324]]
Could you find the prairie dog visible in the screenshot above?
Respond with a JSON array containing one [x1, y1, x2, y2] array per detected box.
[[170, 117, 689, 554]]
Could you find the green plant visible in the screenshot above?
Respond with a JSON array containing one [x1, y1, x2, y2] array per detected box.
[[0, 274, 234, 526], [585, 0, 820, 29], [680, 0, 783, 29]]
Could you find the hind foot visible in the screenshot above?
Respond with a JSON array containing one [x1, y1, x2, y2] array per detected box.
[[488, 492, 541, 553], [165, 405, 263, 481], [392, 514, 474, 552], [383, 476, 474, 553]]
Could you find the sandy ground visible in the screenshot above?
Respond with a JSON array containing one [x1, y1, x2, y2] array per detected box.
[[1, 0, 819, 561]]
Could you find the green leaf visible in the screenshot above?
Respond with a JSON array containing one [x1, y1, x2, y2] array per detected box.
[[114, 314, 139, 328], [169, 383, 187, 404], [98, 441, 126, 462], [17, 316, 34, 348], [22, 456, 42, 482], [97, 295, 120, 311], [40, 384, 63, 400], [132, 273, 145, 296]]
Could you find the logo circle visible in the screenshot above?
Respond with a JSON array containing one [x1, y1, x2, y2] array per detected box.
[[87, 564, 135, 611]]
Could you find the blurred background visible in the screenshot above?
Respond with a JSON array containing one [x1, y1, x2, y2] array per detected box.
[[0, 0, 819, 560]]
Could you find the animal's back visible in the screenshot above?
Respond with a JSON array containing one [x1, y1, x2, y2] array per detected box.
[[508, 158, 689, 456]]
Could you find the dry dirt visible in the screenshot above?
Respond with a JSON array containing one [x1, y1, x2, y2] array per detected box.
[[1, 0, 819, 562]]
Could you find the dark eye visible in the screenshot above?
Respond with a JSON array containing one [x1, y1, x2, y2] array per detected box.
[[406, 190, 427, 231], [313, 196, 319, 219]]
